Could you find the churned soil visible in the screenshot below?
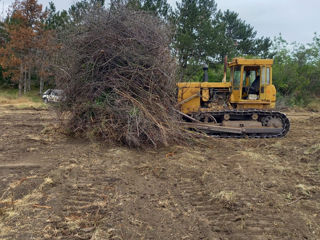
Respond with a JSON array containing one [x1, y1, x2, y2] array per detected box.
[[0, 106, 319, 240]]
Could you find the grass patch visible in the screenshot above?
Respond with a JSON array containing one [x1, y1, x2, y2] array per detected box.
[[0, 88, 19, 99], [211, 190, 238, 209], [212, 191, 236, 202], [306, 98, 320, 112], [303, 144, 320, 155], [0, 88, 46, 109], [276, 94, 320, 111]]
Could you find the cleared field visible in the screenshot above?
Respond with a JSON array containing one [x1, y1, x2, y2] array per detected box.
[[0, 89, 46, 109], [0, 105, 319, 240]]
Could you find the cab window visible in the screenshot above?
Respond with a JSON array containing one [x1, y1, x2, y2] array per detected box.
[[233, 66, 241, 90], [261, 67, 266, 85], [249, 71, 256, 84], [266, 67, 270, 84], [243, 68, 256, 87], [230, 67, 234, 82], [242, 70, 246, 86]]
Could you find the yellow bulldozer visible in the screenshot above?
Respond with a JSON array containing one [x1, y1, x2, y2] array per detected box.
[[177, 58, 290, 138]]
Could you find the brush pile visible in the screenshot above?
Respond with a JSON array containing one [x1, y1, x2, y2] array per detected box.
[[57, 6, 184, 147]]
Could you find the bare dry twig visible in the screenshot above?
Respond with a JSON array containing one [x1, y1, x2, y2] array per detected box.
[[32, 204, 52, 209], [56, 6, 187, 147]]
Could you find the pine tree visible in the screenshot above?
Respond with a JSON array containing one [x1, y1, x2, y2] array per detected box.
[[45, 2, 70, 30], [126, 0, 171, 19], [214, 10, 271, 60], [174, 0, 217, 76], [68, 0, 105, 25]]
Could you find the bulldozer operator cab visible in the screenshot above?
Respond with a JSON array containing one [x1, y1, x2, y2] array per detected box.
[[176, 57, 289, 138], [229, 58, 276, 109]]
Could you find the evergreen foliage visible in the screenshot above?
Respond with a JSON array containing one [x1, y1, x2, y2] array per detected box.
[[45, 2, 70, 30], [173, 0, 272, 80], [213, 10, 272, 61], [126, 0, 171, 19], [0, 0, 318, 106], [173, 0, 217, 69]]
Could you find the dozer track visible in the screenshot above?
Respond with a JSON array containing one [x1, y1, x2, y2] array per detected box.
[[185, 110, 290, 138]]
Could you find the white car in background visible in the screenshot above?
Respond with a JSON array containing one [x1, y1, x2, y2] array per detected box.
[[42, 89, 65, 103]]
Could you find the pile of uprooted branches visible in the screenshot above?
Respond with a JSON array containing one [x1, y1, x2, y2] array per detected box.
[[56, 6, 186, 147]]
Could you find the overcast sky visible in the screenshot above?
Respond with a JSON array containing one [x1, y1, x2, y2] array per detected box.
[[1, 0, 319, 44]]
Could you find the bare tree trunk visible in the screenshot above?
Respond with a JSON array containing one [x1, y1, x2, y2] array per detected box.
[[27, 67, 31, 91], [23, 67, 27, 94], [18, 64, 23, 96], [39, 73, 44, 95]]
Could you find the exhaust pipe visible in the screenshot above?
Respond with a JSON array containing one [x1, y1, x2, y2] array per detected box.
[[203, 64, 208, 82], [222, 55, 227, 82]]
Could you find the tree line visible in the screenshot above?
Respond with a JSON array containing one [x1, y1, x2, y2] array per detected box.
[[272, 34, 320, 105], [0, 0, 319, 105]]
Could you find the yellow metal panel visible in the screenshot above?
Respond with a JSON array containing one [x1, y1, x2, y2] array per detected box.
[[230, 92, 237, 102], [202, 88, 210, 102], [177, 82, 201, 88], [237, 100, 270, 104], [270, 102, 276, 108], [231, 98, 273, 110], [237, 104, 265, 110], [260, 66, 267, 100], [228, 58, 273, 67], [177, 82, 231, 114], [265, 85, 275, 99], [230, 65, 243, 102], [265, 84, 276, 104], [236, 102, 272, 110], [177, 82, 231, 88], [178, 86, 200, 114], [200, 82, 231, 88]]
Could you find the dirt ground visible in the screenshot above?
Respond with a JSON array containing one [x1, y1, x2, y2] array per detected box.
[[0, 105, 319, 240]]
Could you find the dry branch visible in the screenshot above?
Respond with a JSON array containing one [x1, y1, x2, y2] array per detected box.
[[56, 6, 186, 147]]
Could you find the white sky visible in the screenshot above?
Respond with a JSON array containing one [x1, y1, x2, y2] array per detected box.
[[1, 0, 319, 44], [214, 0, 320, 45]]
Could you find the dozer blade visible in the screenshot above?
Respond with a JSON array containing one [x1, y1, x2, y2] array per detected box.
[[182, 122, 243, 134], [243, 128, 283, 134], [182, 122, 283, 135]]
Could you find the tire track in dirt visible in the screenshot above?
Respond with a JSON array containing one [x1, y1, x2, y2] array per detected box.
[[167, 119, 320, 240], [175, 174, 285, 240], [41, 164, 121, 240], [1, 107, 319, 239], [0, 107, 60, 200], [0, 107, 56, 162]]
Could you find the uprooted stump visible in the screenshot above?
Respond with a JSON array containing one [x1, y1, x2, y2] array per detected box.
[[56, 7, 186, 147]]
